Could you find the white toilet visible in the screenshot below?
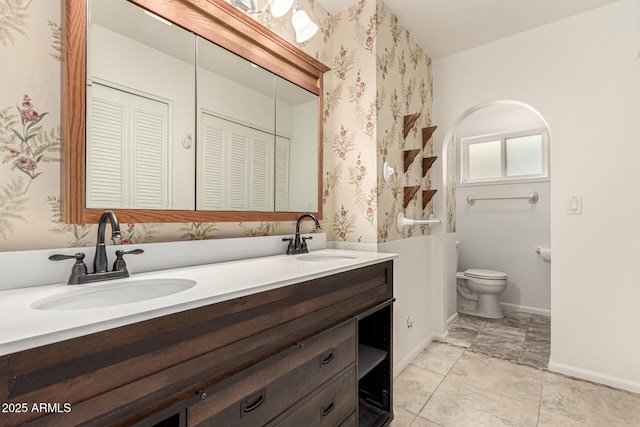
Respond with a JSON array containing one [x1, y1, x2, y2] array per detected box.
[[456, 269, 508, 319]]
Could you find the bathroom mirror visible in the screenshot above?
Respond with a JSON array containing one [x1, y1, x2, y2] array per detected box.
[[65, 0, 328, 223], [195, 36, 319, 212]]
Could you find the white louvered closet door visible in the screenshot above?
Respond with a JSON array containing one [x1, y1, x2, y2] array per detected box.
[[199, 116, 225, 210], [199, 113, 277, 211], [247, 130, 274, 212], [86, 84, 128, 208], [87, 82, 170, 209], [130, 96, 169, 209], [275, 136, 290, 211], [228, 129, 249, 210]]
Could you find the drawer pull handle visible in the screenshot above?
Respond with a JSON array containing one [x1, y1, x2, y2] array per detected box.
[[321, 400, 335, 417], [320, 349, 335, 365], [242, 390, 266, 414]]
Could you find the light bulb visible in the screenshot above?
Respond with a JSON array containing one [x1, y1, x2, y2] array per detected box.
[[291, 9, 318, 43], [268, 0, 294, 17]]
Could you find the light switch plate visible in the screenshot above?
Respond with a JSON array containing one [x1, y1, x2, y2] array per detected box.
[[567, 196, 583, 215]]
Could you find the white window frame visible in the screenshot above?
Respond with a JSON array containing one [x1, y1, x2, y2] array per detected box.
[[459, 127, 550, 186]]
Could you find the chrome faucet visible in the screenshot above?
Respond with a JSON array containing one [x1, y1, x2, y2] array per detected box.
[[49, 211, 143, 284], [283, 213, 321, 255]]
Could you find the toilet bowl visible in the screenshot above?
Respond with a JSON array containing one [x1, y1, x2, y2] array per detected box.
[[456, 269, 507, 319]]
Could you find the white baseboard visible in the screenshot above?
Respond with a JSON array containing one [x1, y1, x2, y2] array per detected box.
[[548, 361, 640, 395], [447, 312, 459, 328], [393, 330, 453, 378], [500, 302, 550, 317], [433, 330, 450, 343], [394, 335, 434, 378]]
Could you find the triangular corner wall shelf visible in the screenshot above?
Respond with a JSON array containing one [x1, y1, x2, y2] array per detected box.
[[403, 186, 420, 209], [422, 126, 437, 148], [422, 189, 437, 210], [404, 149, 421, 173], [422, 156, 437, 177], [403, 113, 421, 139]]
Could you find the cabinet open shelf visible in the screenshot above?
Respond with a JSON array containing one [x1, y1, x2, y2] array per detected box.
[[358, 301, 392, 427], [358, 344, 388, 380], [359, 398, 390, 427]]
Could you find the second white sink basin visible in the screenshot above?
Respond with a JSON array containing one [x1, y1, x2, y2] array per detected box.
[[297, 253, 358, 262], [31, 278, 197, 311]]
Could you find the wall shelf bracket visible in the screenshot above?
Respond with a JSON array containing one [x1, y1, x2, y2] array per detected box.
[[422, 126, 437, 148], [403, 186, 420, 208], [403, 113, 421, 139]]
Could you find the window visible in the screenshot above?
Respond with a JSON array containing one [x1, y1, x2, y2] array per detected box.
[[460, 128, 549, 185]]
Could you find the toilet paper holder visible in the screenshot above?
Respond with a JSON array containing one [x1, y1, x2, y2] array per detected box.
[[535, 246, 551, 262]]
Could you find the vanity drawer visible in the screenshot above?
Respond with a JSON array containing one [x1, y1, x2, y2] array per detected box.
[[270, 367, 356, 427], [187, 319, 356, 427]]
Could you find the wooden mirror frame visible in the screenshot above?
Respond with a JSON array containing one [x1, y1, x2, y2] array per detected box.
[[64, 0, 329, 223]]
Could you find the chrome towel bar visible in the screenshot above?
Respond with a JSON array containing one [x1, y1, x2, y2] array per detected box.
[[467, 191, 538, 205]]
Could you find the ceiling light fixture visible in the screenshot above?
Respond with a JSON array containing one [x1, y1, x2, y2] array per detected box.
[[230, 0, 318, 42]]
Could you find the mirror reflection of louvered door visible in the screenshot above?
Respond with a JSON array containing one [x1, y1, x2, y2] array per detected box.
[[87, 82, 170, 209], [199, 113, 290, 212], [275, 136, 290, 211]]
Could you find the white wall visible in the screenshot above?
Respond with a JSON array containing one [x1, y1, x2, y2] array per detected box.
[[434, 0, 640, 393], [456, 181, 551, 312]]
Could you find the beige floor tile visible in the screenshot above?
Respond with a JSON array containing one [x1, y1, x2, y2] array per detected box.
[[541, 371, 640, 426], [446, 327, 477, 347], [410, 415, 442, 426], [482, 323, 529, 337], [419, 374, 539, 427], [537, 409, 605, 427], [394, 365, 444, 414], [449, 351, 543, 405], [452, 314, 486, 331], [410, 342, 465, 376], [470, 330, 525, 361], [390, 406, 417, 427]]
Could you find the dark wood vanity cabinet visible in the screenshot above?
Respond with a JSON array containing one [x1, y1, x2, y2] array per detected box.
[[0, 260, 393, 427]]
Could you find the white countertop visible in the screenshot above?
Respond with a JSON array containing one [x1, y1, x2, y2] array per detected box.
[[0, 249, 395, 356]]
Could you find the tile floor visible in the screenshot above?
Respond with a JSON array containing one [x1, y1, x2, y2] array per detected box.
[[391, 311, 640, 427]]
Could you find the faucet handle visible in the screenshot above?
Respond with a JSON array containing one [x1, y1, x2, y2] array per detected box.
[[282, 237, 294, 255], [113, 249, 144, 272], [49, 252, 85, 262], [301, 236, 313, 251], [49, 253, 88, 284]]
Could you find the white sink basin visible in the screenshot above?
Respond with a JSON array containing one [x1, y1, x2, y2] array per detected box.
[[31, 278, 197, 311], [297, 253, 358, 262]]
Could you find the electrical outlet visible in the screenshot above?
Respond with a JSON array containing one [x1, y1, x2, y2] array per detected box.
[[407, 316, 415, 328]]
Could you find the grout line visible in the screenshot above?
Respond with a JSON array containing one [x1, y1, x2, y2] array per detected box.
[[536, 374, 545, 426]]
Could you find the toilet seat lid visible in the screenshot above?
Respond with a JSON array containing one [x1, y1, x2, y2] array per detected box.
[[464, 269, 507, 280]]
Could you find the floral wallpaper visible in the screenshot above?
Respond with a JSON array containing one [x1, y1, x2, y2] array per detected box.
[[320, 0, 435, 243], [0, 0, 433, 252]]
